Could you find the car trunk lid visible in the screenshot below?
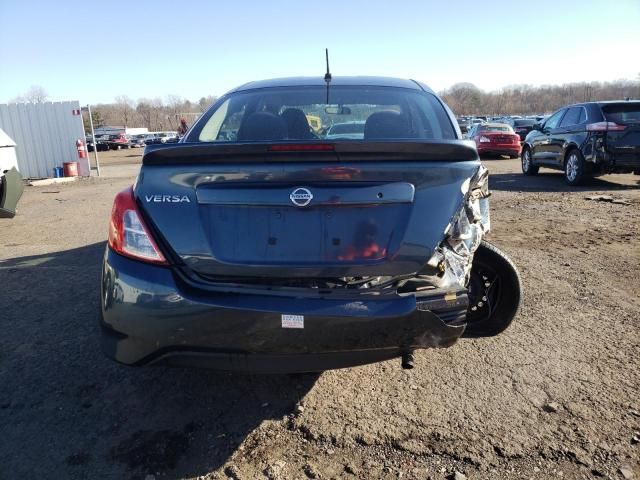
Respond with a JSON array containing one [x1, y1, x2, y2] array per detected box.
[[136, 141, 480, 278], [482, 132, 519, 144], [601, 103, 640, 156]]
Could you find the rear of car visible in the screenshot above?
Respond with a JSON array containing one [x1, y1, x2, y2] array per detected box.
[[129, 135, 146, 147], [594, 102, 640, 173], [144, 134, 157, 145], [100, 77, 520, 372], [471, 123, 521, 158], [108, 133, 130, 150], [511, 118, 536, 141]]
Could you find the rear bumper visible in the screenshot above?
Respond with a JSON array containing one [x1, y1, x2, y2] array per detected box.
[[477, 145, 521, 156], [100, 247, 467, 372], [603, 151, 640, 172]]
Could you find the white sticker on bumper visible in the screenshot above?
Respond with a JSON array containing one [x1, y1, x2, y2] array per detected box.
[[281, 314, 304, 329]]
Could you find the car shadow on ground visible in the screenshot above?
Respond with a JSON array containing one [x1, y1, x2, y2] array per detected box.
[[0, 242, 318, 479], [489, 171, 640, 193]]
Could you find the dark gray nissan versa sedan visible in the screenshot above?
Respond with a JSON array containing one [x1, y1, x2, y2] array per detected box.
[[101, 76, 521, 373]]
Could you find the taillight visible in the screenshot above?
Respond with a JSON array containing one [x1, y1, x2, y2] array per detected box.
[[586, 122, 626, 132], [108, 186, 168, 265]]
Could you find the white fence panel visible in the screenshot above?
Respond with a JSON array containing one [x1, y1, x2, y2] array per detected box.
[[0, 101, 88, 178]]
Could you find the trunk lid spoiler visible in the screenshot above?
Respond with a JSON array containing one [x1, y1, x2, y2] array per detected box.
[[143, 140, 478, 165]]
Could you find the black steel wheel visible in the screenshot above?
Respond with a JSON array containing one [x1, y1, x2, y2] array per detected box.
[[464, 241, 521, 337]]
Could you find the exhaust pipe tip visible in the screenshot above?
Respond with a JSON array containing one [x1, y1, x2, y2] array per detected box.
[[401, 351, 415, 369]]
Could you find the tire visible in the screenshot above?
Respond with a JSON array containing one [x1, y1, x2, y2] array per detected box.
[[564, 149, 587, 186], [464, 240, 522, 337], [521, 147, 539, 175]]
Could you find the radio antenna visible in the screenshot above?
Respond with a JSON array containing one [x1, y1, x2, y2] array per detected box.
[[324, 48, 332, 104]]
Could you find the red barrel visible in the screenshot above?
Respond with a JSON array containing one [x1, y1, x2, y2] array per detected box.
[[63, 162, 79, 177]]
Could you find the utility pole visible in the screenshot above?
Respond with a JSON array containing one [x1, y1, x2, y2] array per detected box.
[[87, 104, 101, 177]]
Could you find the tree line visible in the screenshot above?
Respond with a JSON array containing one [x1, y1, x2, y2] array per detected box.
[[440, 79, 640, 116], [8, 85, 218, 133], [86, 95, 218, 132], [9, 78, 640, 132]]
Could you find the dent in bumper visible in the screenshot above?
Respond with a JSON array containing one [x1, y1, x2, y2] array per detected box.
[[101, 247, 466, 371]]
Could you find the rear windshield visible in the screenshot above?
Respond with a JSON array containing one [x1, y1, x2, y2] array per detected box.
[[602, 103, 640, 124], [328, 122, 365, 135], [479, 125, 513, 132], [188, 86, 456, 142], [513, 119, 536, 126]]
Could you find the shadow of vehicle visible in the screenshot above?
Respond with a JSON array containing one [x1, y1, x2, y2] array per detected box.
[[489, 171, 640, 193], [0, 242, 318, 478]]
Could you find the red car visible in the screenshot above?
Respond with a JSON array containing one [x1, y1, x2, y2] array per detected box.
[[467, 123, 521, 158], [107, 133, 130, 150]]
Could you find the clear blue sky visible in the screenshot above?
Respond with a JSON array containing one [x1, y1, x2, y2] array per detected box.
[[1, 0, 638, 104]]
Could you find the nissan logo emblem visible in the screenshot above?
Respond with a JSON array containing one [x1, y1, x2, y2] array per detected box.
[[290, 187, 313, 207]]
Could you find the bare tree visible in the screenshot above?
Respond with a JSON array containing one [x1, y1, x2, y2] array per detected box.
[[198, 96, 217, 112], [441, 83, 483, 115], [11, 85, 49, 103], [441, 79, 640, 116], [114, 95, 136, 127], [150, 97, 165, 131], [165, 95, 183, 129], [136, 98, 153, 129]]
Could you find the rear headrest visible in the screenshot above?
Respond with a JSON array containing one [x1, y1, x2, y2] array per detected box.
[[280, 108, 315, 139], [236, 112, 287, 141], [364, 111, 412, 140]]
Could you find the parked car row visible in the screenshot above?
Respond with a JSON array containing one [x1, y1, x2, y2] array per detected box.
[[144, 132, 178, 145], [456, 100, 639, 186], [85, 132, 179, 151]]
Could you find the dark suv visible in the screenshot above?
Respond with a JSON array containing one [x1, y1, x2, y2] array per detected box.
[[521, 101, 640, 185]]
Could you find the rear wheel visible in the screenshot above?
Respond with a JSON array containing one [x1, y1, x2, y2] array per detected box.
[[564, 149, 587, 186], [521, 148, 538, 175], [464, 241, 521, 337]]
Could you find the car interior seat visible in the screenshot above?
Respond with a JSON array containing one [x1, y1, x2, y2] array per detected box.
[[364, 111, 414, 140], [236, 112, 287, 141], [280, 108, 316, 140]]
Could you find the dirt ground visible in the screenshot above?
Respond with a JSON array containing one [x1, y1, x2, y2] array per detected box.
[[1, 150, 639, 480]]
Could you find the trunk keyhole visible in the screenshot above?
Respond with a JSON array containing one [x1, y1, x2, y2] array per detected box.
[[377, 192, 384, 199]]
